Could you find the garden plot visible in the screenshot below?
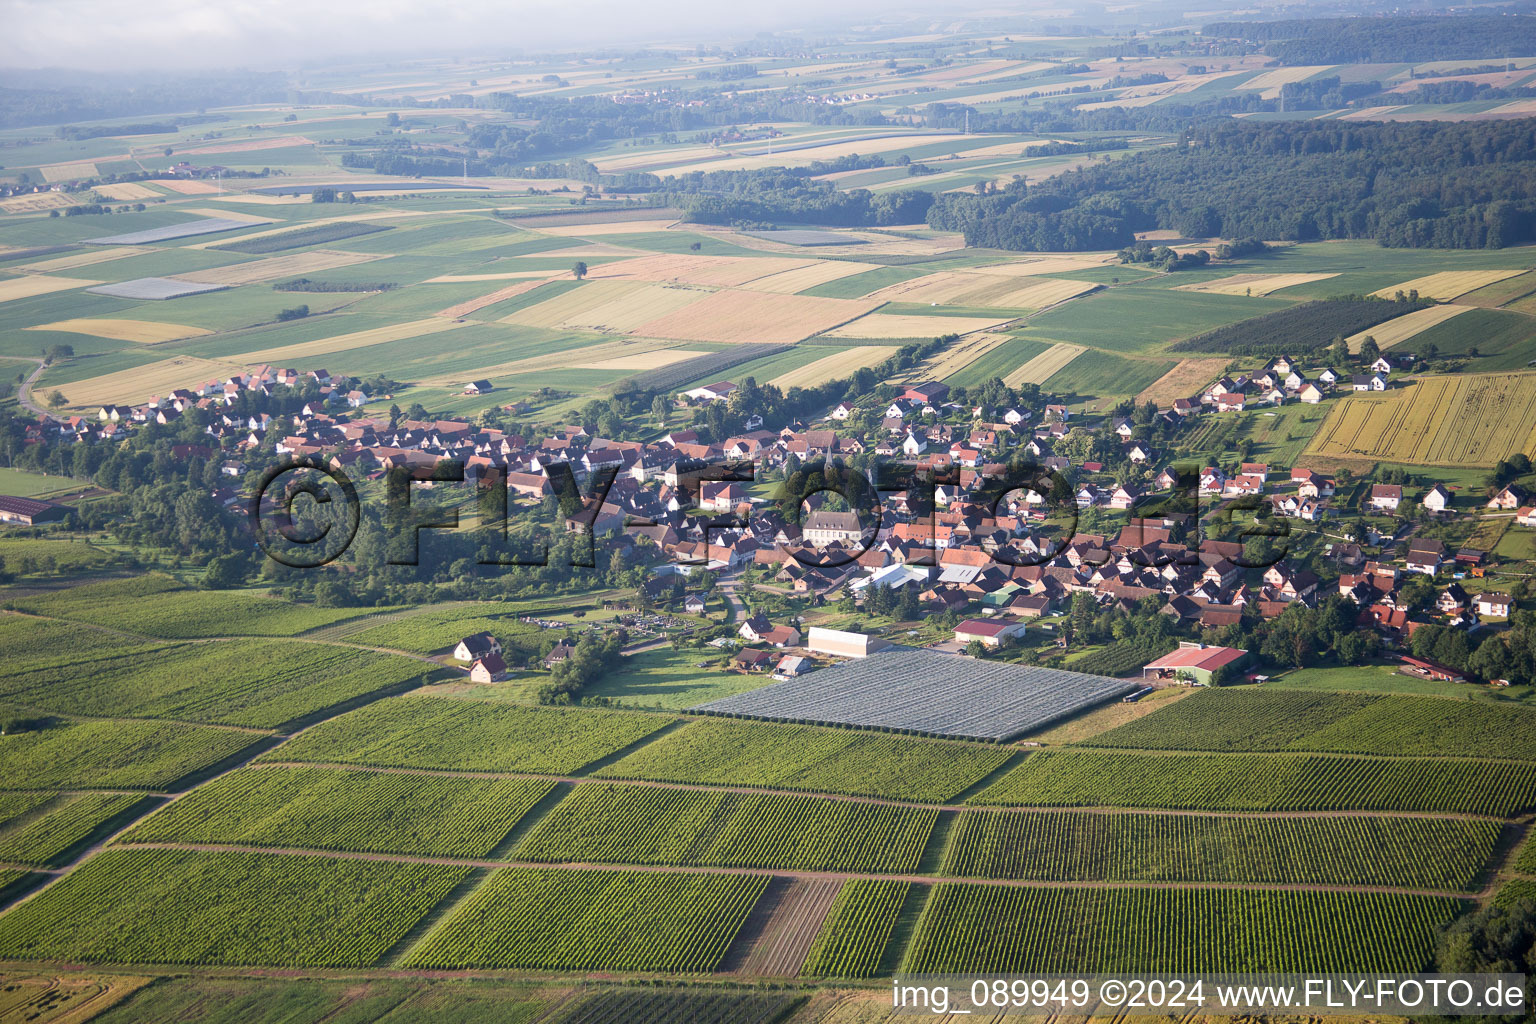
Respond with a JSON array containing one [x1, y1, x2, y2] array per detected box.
[[86, 278, 229, 300], [637, 290, 880, 344], [1348, 304, 1475, 351], [175, 251, 384, 287], [1003, 343, 1086, 386], [823, 313, 1011, 340], [693, 648, 1135, 741], [1371, 270, 1526, 301], [85, 218, 273, 245], [25, 319, 212, 344]]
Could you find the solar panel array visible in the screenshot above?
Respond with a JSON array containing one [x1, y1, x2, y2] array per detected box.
[[692, 648, 1136, 741], [87, 278, 230, 300], [85, 218, 268, 245]]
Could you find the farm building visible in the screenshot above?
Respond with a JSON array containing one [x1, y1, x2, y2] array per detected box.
[[1399, 655, 1466, 683], [453, 632, 502, 661], [0, 495, 72, 525], [806, 627, 891, 659], [693, 647, 1134, 741], [1141, 643, 1249, 684], [462, 380, 494, 395], [772, 655, 811, 679], [955, 618, 1027, 647], [469, 653, 507, 683], [682, 381, 736, 403]]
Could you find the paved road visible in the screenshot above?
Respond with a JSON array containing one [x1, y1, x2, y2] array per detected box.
[[16, 358, 47, 416]]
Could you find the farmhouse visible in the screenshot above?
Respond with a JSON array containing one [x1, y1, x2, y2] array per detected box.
[[1422, 485, 1451, 513], [1141, 643, 1248, 684], [1488, 484, 1530, 510], [1369, 485, 1403, 512], [0, 496, 72, 525], [469, 652, 508, 683], [453, 632, 502, 661], [806, 626, 890, 659], [462, 380, 494, 395]]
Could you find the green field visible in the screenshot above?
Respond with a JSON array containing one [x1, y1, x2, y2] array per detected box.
[[904, 885, 1460, 973], [1042, 350, 1176, 403], [1019, 286, 1292, 354], [0, 848, 468, 967], [942, 335, 1051, 388], [0, 717, 263, 791], [0, 538, 119, 575], [942, 810, 1497, 890], [121, 765, 555, 857], [401, 867, 767, 971], [513, 784, 938, 873], [266, 696, 674, 775], [0, 468, 77, 497], [800, 880, 911, 978], [593, 718, 1015, 803], [582, 647, 774, 708], [972, 749, 1536, 816], [0, 792, 151, 867]]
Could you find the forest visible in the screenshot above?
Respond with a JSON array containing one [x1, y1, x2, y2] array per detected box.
[[927, 118, 1536, 251], [1203, 15, 1536, 64]]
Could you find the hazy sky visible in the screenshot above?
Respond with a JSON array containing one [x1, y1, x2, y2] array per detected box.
[[0, 0, 922, 71]]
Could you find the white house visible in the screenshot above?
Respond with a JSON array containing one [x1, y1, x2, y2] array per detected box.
[[1369, 484, 1402, 512], [1422, 484, 1451, 513], [1476, 593, 1513, 618], [682, 380, 736, 402]]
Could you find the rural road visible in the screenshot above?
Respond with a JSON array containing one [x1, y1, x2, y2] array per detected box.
[[16, 358, 47, 417]]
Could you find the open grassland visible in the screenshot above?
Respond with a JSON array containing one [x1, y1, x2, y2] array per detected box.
[[637, 290, 879, 344], [513, 785, 937, 874], [971, 749, 1536, 816], [9, 575, 370, 637], [1409, 306, 1536, 371], [1083, 688, 1536, 760], [0, 793, 151, 867], [56, 354, 246, 407], [1025, 287, 1291, 353], [23, 318, 212, 344], [0, 274, 98, 303], [266, 696, 674, 775], [1136, 357, 1228, 405], [942, 811, 1497, 890], [1002, 342, 1084, 386], [1371, 269, 1525, 301], [904, 886, 1459, 973], [800, 880, 911, 979], [122, 765, 555, 858], [175, 250, 383, 287], [1304, 372, 1536, 466], [593, 718, 1014, 803], [401, 867, 767, 971], [1174, 272, 1339, 296], [1347, 303, 1474, 351], [0, 636, 429, 730], [0, 717, 260, 791], [1460, 269, 1536, 308], [826, 313, 1010, 339], [769, 346, 888, 389], [0, 848, 467, 967]]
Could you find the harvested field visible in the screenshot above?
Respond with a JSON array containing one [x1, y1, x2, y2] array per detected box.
[[237, 318, 470, 365], [743, 260, 885, 294], [0, 275, 98, 303], [503, 280, 709, 332], [1239, 65, 1336, 99], [179, 207, 288, 224], [425, 270, 560, 283], [770, 346, 888, 389], [1348, 304, 1475, 351], [1136, 357, 1229, 405], [636, 290, 880, 344], [969, 254, 1118, 277], [95, 183, 161, 201], [587, 254, 810, 288], [175, 135, 315, 155], [823, 313, 1011, 339], [150, 179, 221, 195], [918, 332, 1016, 380], [578, 347, 713, 371], [40, 161, 98, 182], [86, 218, 270, 246], [1305, 371, 1536, 467], [175, 250, 383, 287], [1460, 271, 1536, 308], [86, 278, 228, 300], [423, 338, 675, 385], [24, 319, 212, 344], [1004, 343, 1086, 386], [866, 271, 985, 305], [1371, 270, 1525, 301], [438, 280, 548, 318], [1174, 272, 1339, 297], [17, 246, 154, 272], [0, 192, 78, 213], [537, 218, 680, 236], [58, 355, 245, 407]]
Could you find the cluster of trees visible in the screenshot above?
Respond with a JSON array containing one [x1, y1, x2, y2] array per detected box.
[[55, 122, 177, 140], [1205, 15, 1536, 65], [1233, 597, 1380, 670], [928, 119, 1536, 250], [1117, 241, 1211, 271], [651, 167, 933, 228], [1407, 607, 1536, 685], [1382, 80, 1536, 107], [1276, 76, 1381, 111], [539, 631, 626, 704], [273, 278, 398, 293]]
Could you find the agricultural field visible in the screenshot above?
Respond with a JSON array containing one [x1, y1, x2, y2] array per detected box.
[[1002, 342, 1084, 386], [1348, 302, 1473, 350], [0, 717, 262, 791], [1136, 357, 1229, 405], [580, 646, 776, 709], [24, 317, 211, 343], [904, 885, 1461, 973], [0, 638, 431, 730], [1172, 297, 1427, 356], [1370, 269, 1526, 301], [121, 765, 555, 857], [1305, 371, 1536, 466], [971, 749, 1536, 816], [942, 810, 1498, 890], [593, 718, 1015, 803], [266, 695, 674, 775], [770, 345, 889, 389], [0, 793, 152, 867], [0, 537, 120, 574], [0, 848, 467, 967], [801, 880, 912, 978], [513, 784, 938, 873], [401, 867, 767, 972], [209, 221, 392, 254]]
